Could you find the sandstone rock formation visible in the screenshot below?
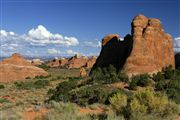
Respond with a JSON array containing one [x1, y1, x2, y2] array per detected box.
[[123, 14, 175, 75], [46, 54, 96, 69], [47, 58, 68, 68], [91, 14, 175, 75], [65, 54, 88, 69], [91, 34, 133, 73], [1, 53, 32, 66], [79, 67, 87, 77], [31, 59, 44, 66], [84, 56, 97, 69], [0, 53, 48, 82]]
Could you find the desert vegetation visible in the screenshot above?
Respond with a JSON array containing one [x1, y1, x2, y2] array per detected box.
[[44, 65, 180, 120], [0, 64, 180, 120]]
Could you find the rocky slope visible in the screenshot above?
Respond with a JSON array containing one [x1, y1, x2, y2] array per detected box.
[[0, 53, 48, 82]]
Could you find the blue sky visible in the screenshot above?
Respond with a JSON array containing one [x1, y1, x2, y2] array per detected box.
[[0, 0, 180, 57]]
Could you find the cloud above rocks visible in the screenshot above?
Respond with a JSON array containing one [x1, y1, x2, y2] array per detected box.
[[0, 25, 80, 56], [47, 48, 61, 54], [84, 41, 101, 48], [27, 25, 79, 46], [174, 37, 180, 53]]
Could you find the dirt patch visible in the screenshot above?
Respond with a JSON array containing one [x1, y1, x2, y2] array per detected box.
[[79, 107, 104, 115], [22, 107, 48, 120]]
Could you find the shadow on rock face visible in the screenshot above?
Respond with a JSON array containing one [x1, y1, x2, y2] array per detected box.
[[175, 53, 180, 69], [90, 34, 133, 74]]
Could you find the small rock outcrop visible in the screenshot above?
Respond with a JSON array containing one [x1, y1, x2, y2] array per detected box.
[[84, 56, 97, 69], [91, 14, 175, 75], [0, 53, 48, 82], [65, 55, 88, 69], [31, 59, 44, 66], [47, 58, 68, 68], [79, 67, 87, 77]]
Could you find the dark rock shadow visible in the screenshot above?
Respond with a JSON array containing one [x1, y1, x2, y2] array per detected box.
[[175, 53, 180, 69], [90, 34, 133, 74]]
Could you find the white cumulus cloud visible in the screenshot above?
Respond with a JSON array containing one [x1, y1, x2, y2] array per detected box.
[[0, 25, 80, 56], [47, 48, 61, 54], [26, 25, 79, 46], [84, 41, 101, 48], [174, 37, 180, 53], [0, 30, 15, 37]]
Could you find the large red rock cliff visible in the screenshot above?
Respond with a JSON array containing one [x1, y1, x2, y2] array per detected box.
[[91, 14, 175, 75]]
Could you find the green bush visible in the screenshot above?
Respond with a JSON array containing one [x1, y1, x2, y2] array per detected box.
[[14, 79, 49, 90], [69, 85, 113, 106], [109, 92, 127, 113], [118, 72, 129, 83], [35, 75, 51, 79], [129, 74, 151, 90], [131, 88, 179, 119], [153, 66, 180, 104], [48, 80, 78, 102], [128, 97, 147, 115], [34, 79, 49, 89], [90, 65, 129, 85], [0, 84, 5, 89], [0, 98, 10, 103], [37, 63, 50, 71], [42, 101, 83, 120], [107, 88, 180, 120], [68, 76, 82, 81]]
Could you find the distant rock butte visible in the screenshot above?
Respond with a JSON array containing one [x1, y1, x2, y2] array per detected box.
[[31, 59, 44, 66], [47, 55, 97, 69], [0, 53, 48, 82], [47, 58, 69, 68], [91, 14, 175, 75]]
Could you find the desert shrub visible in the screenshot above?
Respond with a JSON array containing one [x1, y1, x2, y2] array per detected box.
[[35, 75, 51, 79], [129, 74, 151, 90], [14, 81, 34, 90], [42, 101, 85, 120], [162, 65, 175, 79], [134, 89, 169, 114], [48, 79, 124, 106], [153, 66, 180, 104], [69, 85, 114, 106], [0, 98, 10, 103], [48, 80, 78, 102], [90, 65, 129, 85], [14, 79, 49, 90], [0, 84, 5, 89], [118, 72, 129, 83], [108, 88, 180, 120], [37, 63, 50, 71], [128, 97, 148, 116], [0, 110, 22, 120], [109, 92, 127, 114], [129, 88, 179, 119], [34, 79, 49, 89], [68, 76, 82, 81]]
